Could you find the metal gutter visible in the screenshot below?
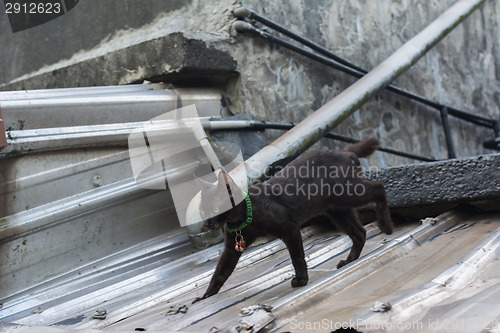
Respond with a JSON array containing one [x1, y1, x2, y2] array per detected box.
[[0, 84, 163, 101], [0, 85, 224, 130]]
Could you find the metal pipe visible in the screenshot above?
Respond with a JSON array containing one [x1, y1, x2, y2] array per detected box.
[[238, 0, 484, 178], [233, 8, 498, 131], [233, 6, 367, 74], [2, 118, 436, 162], [440, 107, 457, 159], [192, 122, 224, 172], [186, 0, 486, 226], [233, 11, 500, 152], [253, 122, 437, 162], [1, 118, 215, 158], [232, 21, 365, 83], [483, 136, 500, 150]]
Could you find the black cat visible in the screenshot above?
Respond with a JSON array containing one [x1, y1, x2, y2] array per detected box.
[[193, 138, 393, 303]]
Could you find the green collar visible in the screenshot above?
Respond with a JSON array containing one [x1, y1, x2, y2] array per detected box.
[[227, 191, 253, 233]]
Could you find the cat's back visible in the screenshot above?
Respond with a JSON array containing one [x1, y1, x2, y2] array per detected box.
[[268, 148, 359, 183]]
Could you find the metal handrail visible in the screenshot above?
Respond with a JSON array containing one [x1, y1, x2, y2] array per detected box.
[[233, 3, 499, 155]]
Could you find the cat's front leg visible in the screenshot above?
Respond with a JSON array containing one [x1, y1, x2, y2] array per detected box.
[[192, 238, 243, 303]]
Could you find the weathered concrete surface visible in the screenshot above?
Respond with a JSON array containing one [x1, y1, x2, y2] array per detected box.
[[1, 32, 237, 88], [1, 0, 499, 166], [368, 153, 500, 209], [228, 0, 500, 165], [0, 0, 236, 87]]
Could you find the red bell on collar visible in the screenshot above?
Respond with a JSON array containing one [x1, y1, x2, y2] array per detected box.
[[235, 242, 246, 252]]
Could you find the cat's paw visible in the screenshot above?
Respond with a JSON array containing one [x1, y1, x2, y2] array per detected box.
[[337, 259, 349, 269], [291, 276, 308, 287], [192, 296, 204, 304]]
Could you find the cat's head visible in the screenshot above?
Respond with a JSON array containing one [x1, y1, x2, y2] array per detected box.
[[198, 171, 244, 231]]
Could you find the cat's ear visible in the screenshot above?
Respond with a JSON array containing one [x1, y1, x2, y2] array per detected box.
[[217, 171, 235, 191], [217, 171, 243, 203], [197, 178, 215, 194]]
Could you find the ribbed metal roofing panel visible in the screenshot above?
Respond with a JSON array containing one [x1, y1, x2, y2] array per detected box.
[[1, 208, 499, 333]]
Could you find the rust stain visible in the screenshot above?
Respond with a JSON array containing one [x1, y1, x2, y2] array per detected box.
[[0, 106, 7, 148]]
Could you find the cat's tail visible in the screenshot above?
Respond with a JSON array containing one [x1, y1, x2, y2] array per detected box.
[[344, 138, 380, 158]]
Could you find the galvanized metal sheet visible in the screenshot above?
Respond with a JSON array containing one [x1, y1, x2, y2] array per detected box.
[[1, 209, 498, 333], [0, 85, 225, 321]]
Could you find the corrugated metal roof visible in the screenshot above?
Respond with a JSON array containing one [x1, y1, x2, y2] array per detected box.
[[1, 208, 499, 332]]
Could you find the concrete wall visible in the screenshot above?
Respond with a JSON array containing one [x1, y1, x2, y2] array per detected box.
[[1, 0, 499, 166]]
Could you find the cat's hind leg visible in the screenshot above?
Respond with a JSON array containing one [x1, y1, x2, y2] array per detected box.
[[370, 182, 393, 235], [335, 180, 393, 235], [327, 209, 366, 269], [282, 226, 309, 287]]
